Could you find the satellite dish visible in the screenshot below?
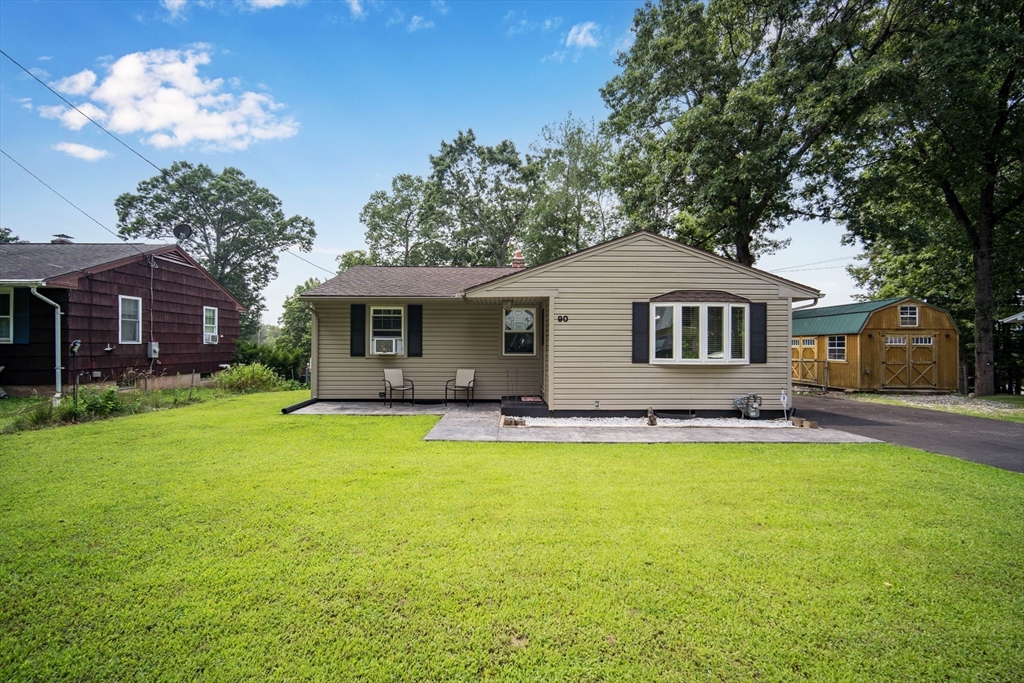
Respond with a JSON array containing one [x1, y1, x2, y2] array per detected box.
[[172, 223, 193, 241]]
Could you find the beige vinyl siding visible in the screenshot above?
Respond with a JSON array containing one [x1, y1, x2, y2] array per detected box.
[[314, 300, 542, 400], [470, 234, 795, 412]]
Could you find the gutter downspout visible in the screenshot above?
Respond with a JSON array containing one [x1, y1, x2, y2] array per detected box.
[[30, 287, 62, 400]]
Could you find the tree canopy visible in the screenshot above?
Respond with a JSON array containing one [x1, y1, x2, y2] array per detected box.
[[115, 162, 316, 340], [276, 277, 321, 355]]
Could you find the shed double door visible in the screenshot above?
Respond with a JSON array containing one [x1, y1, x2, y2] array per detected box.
[[881, 333, 937, 389]]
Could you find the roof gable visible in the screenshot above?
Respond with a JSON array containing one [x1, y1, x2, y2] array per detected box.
[[792, 297, 914, 336], [465, 231, 822, 299]]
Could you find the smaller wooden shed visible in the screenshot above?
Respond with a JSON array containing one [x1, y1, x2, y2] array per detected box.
[[791, 297, 959, 391]]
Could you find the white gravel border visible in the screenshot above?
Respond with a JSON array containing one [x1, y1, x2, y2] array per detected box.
[[510, 416, 796, 429]]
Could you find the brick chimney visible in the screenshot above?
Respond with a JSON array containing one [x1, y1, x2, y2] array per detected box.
[[510, 250, 526, 268]]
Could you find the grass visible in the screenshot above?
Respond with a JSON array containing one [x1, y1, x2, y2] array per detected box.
[[2, 391, 1022, 681], [849, 392, 1024, 424], [0, 396, 49, 431]]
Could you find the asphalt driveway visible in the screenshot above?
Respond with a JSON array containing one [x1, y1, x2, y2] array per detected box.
[[796, 395, 1024, 473]]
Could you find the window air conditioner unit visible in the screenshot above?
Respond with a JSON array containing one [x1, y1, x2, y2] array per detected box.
[[205, 333, 219, 344], [373, 337, 402, 355]]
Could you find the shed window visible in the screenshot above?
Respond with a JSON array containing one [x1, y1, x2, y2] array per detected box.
[[912, 336, 933, 346], [792, 338, 800, 346], [0, 287, 11, 344], [650, 302, 748, 364], [203, 307, 219, 344], [886, 336, 906, 346], [503, 307, 535, 356], [802, 338, 815, 346], [899, 305, 918, 327], [827, 335, 846, 361], [119, 295, 142, 344], [370, 307, 404, 355]]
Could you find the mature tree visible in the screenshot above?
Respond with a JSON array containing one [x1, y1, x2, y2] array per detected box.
[[602, 0, 916, 265], [0, 227, 21, 243], [336, 249, 373, 272], [526, 115, 624, 264], [826, 0, 1024, 395], [115, 162, 316, 341], [257, 323, 282, 347], [425, 130, 542, 266], [277, 277, 321, 355], [361, 174, 449, 266]]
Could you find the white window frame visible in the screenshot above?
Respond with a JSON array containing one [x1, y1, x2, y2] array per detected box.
[[502, 307, 537, 357], [369, 305, 405, 356], [886, 335, 907, 346], [802, 338, 816, 346], [119, 295, 143, 345], [899, 305, 919, 327], [791, 338, 800, 347], [649, 302, 749, 365], [912, 336, 933, 346], [0, 287, 12, 344], [203, 306, 219, 344], [827, 335, 847, 361]]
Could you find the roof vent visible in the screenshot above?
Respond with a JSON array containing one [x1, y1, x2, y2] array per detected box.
[[51, 234, 74, 244], [510, 250, 526, 268]]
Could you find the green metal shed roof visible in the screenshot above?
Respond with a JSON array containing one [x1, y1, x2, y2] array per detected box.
[[792, 297, 905, 336]]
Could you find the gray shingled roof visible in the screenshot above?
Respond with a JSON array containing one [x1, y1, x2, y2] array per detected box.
[[304, 265, 519, 298], [0, 243, 169, 282]]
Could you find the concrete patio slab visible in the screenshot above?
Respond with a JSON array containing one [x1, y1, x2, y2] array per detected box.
[[288, 401, 879, 444]]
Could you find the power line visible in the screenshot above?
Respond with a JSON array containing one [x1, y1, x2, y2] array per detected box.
[[2, 48, 333, 276], [0, 148, 150, 256], [769, 256, 857, 273]]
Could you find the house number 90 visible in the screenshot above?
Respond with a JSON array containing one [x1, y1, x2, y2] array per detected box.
[[557, 315, 569, 322]]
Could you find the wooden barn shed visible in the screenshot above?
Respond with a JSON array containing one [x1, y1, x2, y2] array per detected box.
[[791, 297, 960, 391]]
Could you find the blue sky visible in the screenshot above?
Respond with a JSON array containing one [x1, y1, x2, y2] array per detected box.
[[0, 0, 862, 321]]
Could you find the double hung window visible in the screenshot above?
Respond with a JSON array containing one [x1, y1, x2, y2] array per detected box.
[[503, 307, 536, 356], [651, 303, 748, 364], [899, 305, 918, 327], [119, 295, 142, 344], [370, 307, 405, 355], [203, 307, 219, 344], [0, 288, 12, 344], [827, 335, 846, 361]]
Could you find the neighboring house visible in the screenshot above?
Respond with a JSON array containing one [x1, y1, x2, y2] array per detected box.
[[0, 242, 245, 394], [791, 297, 960, 391], [301, 231, 821, 416]]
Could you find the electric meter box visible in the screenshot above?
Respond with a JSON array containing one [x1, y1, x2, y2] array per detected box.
[[147, 341, 160, 359]]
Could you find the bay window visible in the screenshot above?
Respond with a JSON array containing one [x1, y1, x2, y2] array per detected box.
[[650, 302, 748, 364]]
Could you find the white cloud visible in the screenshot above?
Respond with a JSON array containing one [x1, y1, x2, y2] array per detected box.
[[345, 0, 365, 18], [244, 0, 300, 9], [38, 102, 108, 130], [542, 51, 566, 63], [53, 142, 110, 161], [407, 15, 434, 32], [17, 97, 33, 110], [504, 11, 561, 37], [161, 0, 187, 18], [431, 0, 449, 15], [385, 9, 405, 27], [38, 56, 53, 61], [566, 21, 600, 48], [38, 48, 298, 151], [52, 69, 97, 96], [612, 31, 635, 55], [541, 17, 561, 31]]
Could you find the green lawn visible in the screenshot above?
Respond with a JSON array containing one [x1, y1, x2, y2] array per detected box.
[[2, 392, 1022, 681]]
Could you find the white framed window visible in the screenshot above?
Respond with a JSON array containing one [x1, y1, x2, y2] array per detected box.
[[827, 335, 846, 361], [0, 287, 12, 344], [886, 335, 906, 346], [651, 302, 748, 364], [503, 307, 536, 356], [119, 295, 142, 344], [791, 338, 800, 346], [899, 305, 918, 327], [370, 306, 404, 355], [802, 338, 816, 346], [203, 307, 219, 344], [912, 336, 933, 346]]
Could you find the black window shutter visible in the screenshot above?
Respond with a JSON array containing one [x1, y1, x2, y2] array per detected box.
[[13, 288, 30, 344], [750, 302, 767, 364], [350, 304, 365, 357], [632, 302, 649, 364], [407, 305, 423, 357]]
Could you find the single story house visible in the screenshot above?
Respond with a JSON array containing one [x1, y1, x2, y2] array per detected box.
[[791, 297, 960, 391], [0, 241, 245, 395], [300, 231, 821, 417]]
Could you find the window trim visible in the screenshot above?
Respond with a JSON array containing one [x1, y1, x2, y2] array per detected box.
[[203, 306, 219, 345], [649, 302, 749, 365], [369, 305, 405, 356], [827, 335, 847, 362], [899, 305, 919, 327], [118, 295, 143, 345], [502, 306, 537, 357], [0, 287, 12, 344]]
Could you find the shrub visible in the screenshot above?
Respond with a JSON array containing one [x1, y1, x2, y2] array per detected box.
[[233, 342, 308, 382], [215, 363, 288, 393], [82, 387, 126, 416]]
